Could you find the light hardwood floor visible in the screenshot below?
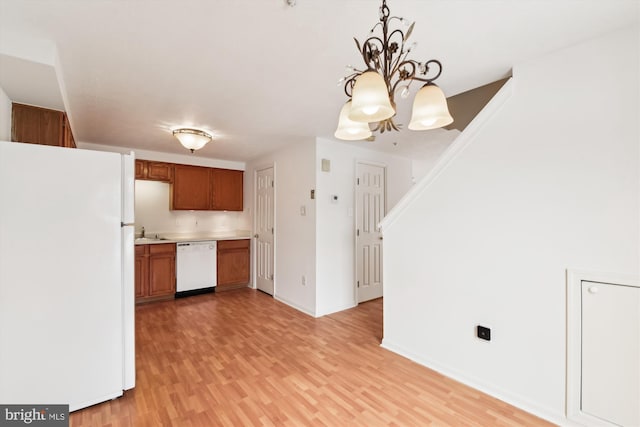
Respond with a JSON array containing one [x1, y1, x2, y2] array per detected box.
[[70, 289, 554, 426]]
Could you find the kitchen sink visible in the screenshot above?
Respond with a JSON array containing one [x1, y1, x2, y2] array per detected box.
[[134, 237, 168, 243]]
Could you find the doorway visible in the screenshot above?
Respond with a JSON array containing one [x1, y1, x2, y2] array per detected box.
[[355, 162, 386, 303], [255, 166, 275, 295]]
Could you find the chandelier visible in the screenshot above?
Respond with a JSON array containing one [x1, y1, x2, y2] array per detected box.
[[334, 0, 453, 141]]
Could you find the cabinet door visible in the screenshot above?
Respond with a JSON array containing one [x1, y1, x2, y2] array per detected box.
[[62, 113, 76, 148], [146, 162, 173, 182], [134, 246, 149, 298], [11, 103, 64, 146], [135, 160, 146, 179], [148, 243, 176, 297], [172, 165, 211, 210], [148, 253, 175, 297], [211, 168, 243, 211], [217, 240, 250, 288]]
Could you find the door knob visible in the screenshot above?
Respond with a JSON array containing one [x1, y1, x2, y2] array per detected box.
[[254, 234, 259, 238]]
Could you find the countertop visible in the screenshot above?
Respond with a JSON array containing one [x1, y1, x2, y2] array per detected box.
[[135, 231, 251, 245]]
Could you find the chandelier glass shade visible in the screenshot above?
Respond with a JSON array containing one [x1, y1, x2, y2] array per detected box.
[[335, 0, 453, 140], [408, 84, 454, 130], [173, 128, 212, 153], [334, 101, 373, 141], [349, 71, 395, 122]]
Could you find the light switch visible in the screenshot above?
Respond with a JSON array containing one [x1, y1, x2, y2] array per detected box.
[[300, 205, 306, 216], [321, 158, 331, 172]]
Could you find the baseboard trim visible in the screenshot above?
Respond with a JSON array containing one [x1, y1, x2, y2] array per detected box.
[[274, 294, 316, 317], [380, 338, 570, 426]]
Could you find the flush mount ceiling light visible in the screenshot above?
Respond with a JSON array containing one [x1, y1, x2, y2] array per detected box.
[[334, 0, 453, 141], [172, 128, 212, 153]]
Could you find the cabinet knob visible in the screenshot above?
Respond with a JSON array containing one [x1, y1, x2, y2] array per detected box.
[[588, 286, 599, 294]]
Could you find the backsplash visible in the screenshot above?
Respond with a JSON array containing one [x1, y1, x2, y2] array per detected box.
[[134, 180, 251, 236]]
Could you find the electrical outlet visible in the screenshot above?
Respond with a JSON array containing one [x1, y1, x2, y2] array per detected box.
[[301, 275, 306, 286], [477, 325, 491, 341]]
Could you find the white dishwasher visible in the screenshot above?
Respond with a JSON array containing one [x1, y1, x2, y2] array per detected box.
[[176, 241, 217, 297]]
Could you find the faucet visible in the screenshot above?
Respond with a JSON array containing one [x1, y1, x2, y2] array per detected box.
[[141, 226, 145, 238]]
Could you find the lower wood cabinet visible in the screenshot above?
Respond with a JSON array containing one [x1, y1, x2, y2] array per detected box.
[[217, 239, 250, 291], [135, 243, 176, 303]]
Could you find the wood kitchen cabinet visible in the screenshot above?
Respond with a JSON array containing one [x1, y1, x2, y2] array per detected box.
[[171, 164, 244, 211], [211, 168, 243, 211], [217, 239, 250, 291], [135, 160, 173, 182], [135, 245, 149, 299], [62, 113, 76, 148], [171, 164, 211, 210], [135, 243, 176, 303], [11, 103, 74, 147]]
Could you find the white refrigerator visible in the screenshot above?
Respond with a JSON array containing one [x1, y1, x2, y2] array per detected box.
[[0, 140, 136, 411]]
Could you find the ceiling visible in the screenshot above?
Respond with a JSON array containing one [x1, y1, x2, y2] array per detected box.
[[0, 0, 637, 162]]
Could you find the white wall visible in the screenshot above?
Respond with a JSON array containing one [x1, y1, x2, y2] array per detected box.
[[134, 180, 250, 236], [315, 137, 413, 316], [247, 137, 414, 317], [0, 86, 11, 141], [78, 141, 251, 236], [381, 26, 639, 424], [79, 142, 245, 171], [246, 139, 318, 315]]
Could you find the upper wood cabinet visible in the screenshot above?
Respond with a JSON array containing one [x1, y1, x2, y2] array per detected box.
[[171, 164, 243, 211], [211, 168, 243, 211], [135, 160, 173, 182], [171, 164, 211, 210], [62, 114, 76, 148], [11, 103, 75, 148]]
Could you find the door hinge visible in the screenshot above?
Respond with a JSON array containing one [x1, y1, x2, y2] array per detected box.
[[357, 281, 360, 288], [269, 274, 274, 280], [357, 178, 360, 185], [271, 227, 274, 234], [356, 229, 359, 236]]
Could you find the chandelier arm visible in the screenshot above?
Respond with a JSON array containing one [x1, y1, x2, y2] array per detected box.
[[361, 36, 385, 70], [390, 60, 418, 94], [388, 42, 412, 78], [343, 76, 358, 98], [421, 59, 443, 82], [386, 28, 406, 76], [388, 28, 405, 43]]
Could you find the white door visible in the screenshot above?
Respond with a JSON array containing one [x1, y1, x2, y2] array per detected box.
[[356, 162, 386, 303], [581, 281, 640, 426], [255, 167, 275, 295]]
